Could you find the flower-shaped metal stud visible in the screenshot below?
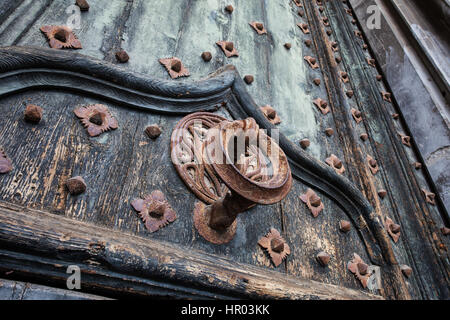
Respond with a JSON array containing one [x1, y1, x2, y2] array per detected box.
[[367, 58, 376, 67], [421, 189, 436, 205], [300, 188, 324, 218], [326, 154, 345, 175], [304, 56, 319, 69], [348, 253, 371, 288], [216, 41, 239, 57], [381, 91, 392, 103], [385, 217, 401, 243], [159, 57, 190, 79], [367, 155, 379, 175], [351, 108, 363, 124], [297, 23, 310, 34], [340, 71, 349, 83], [40, 25, 82, 49], [0, 148, 13, 174], [313, 98, 330, 114], [74, 104, 118, 137], [398, 133, 411, 147], [260, 105, 281, 125], [249, 21, 267, 35], [131, 190, 177, 233], [258, 228, 290, 267]]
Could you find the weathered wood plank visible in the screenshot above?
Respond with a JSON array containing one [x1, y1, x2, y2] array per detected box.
[[0, 201, 383, 300]]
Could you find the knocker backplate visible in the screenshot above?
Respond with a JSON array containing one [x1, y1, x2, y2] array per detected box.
[[170, 112, 228, 204]]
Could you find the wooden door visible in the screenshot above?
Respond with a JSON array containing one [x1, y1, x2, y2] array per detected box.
[[0, 0, 448, 300]]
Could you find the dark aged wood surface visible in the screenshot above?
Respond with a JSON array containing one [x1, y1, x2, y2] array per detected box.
[[0, 0, 448, 299]]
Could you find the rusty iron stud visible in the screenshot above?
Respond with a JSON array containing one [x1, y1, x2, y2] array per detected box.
[[348, 253, 371, 288], [376, 74, 382, 81], [0, 148, 13, 174], [305, 39, 312, 47], [378, 189, 387, 199], [385, 217, 401, 243], [258, 228, 290, 267], [40, 25, 82, 49], [75, 0, 89, 11], [313, 78, 321, 86], [345, 8, 353, 16], [414, 162, 422, 170], [298, 9, 304, 17], [260, 105, 281, 125], [293, 0, 302, 7], [354, 30, 362, 39], [325, 154, 345, 175], [331, 41, 338, 52], [346, 90, 354, 98], [319, 6, 324, 12], [297, 23, 310, 34], [300, 139, 310, 149], [145, 124, 162, 139], [322, 17, 330, 26], [392, 113, 399, 119], [115, 50, 129, 63], [339, 220, 351, 233], [131, 190, 177, 233], [74, 104, 118, 137], [244, 75, 254, 85], [313, 98, 330, 115], [325, 128, 334, 136], [400, 265, 413, 278], [421, 189, 436, 205], [363, 43, 368, 50], [351, 19, 357, 24], [249, 21, 267, 35], [367, 58, 376, 67], [351, 108, 363, 124], [367, 155, 379, 175], [201, 51, 212, 62], [340, 71, 349, 83], [216, 41, 239, 57], [284, 43, 292, 50], [24, 104, 43, 123], [326, 29, 332, 36], [335, 56, 342, 63], [360, 133, 368, 141], [304, 56, 319, 69], [441, 227, 450, 236], [316, 252, 331, 267], [300, 188, 324, 218], [225, 4, 233, 13], [159, 57, 190, 79], [65, 176, 86, 195], [398, 133, 411, 147], [381, 91, 392, 103]]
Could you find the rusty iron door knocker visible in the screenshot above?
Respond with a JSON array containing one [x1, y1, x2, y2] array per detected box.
[[171, 112, 292, 244]]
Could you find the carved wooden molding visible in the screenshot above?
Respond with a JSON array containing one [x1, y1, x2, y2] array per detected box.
[[0, 45, 402, 298]]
